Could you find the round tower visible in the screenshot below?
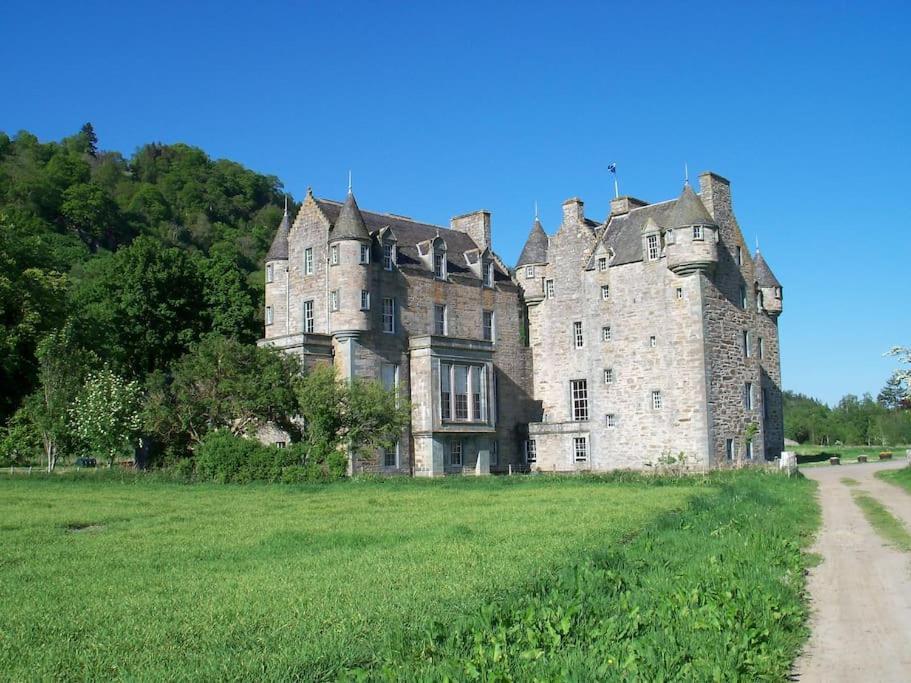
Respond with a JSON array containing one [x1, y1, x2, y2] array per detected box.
[[327, 190, 372, 336], [753, 250, 783, 317], [665, 184, 719, 276], [263, 201, 291, 337], [515, 212, 549, 303]]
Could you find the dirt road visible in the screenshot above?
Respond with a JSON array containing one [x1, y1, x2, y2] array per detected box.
[[794, 460, 911, 682]]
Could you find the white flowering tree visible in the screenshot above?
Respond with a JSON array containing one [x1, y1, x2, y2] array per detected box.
[[70, 367, 142, 467], [887, 347, 911, 403]]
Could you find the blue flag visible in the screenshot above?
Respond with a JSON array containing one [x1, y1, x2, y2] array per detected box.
[[608, 163, 617, 174]]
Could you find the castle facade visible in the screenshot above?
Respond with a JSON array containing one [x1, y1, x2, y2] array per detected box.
[[260, 171, 784, 475]]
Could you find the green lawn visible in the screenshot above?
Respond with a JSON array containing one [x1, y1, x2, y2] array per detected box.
[[793, 444, 909, 466], [877, 465, 911, 494], [0, 472, 817, 681]]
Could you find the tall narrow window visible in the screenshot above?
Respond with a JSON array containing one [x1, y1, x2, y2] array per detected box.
[[359, 243, 370, 264], [330, 245, 339, 266], [571, 379, 589, 421], [725, 439, 734, 461], [647, 234, 659, 261], [649, 335, 657, 348], [744, 382, 753, 410], [490, 440, 499, 466], [652, 390, 662, 410], [743, 330, 751, 357], [266, 263, 274, 283], [265, 306, 273, 326], [470, 366, 481, 420], [434, 251, 446, 279], [482, 310, 494, 342], [434, 304, 447, 335], [601, 326, 612, 342], [360, 290, 370, 310], [758, 337, 765, 360], [676, 287, 683, 300], [450, 440, 462, 466], [525, 439, 537, 464], [605, 414, 617, 428], [745, 441, 754, 460], [603, 368, 614, 384], [757, 288, 764, 312], [453, 365, 468, 420], [383, 243, 395, 270], [440, 363, 451, 420], [573, 321, 584, 349], [484, 262, 494, 287], [763, 388, 770, 420], [598, 257, 608, 272], [601, 284, 610, 300], [329, 290, 339, 312], [736, 246, 743, 266], [573, 436, 588, 463], [303, 300, 314, 333], [305, 248, 314, 274], [740, 286, 747, 309], [693, 225, 704, 240], [545, 279, 554, 299], [382, 298, 396, 333]]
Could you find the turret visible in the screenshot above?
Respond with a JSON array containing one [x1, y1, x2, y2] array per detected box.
[[664, 184, 719, 276], [754, 250, 783, 317], [516, 214, 549, 302], [327, 190, 372, 335], [264, 201, 291, 336]]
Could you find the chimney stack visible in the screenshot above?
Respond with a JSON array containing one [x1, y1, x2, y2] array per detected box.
[[450, 210, 491, 250], [562, 197, 585, 225], [609, 196, 649, 216]]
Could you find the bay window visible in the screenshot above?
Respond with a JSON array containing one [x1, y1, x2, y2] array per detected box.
[[440, 362, 488, 423]]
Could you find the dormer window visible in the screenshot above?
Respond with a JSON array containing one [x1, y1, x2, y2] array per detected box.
[[597, 257, 607, 272], [693, 225, 704, 240], [383, 243, 396, 271], [484, 262, 494, 288], [646, 234, 660, 261], [434, 250, 446, 279], [359, 243, 370, 264]]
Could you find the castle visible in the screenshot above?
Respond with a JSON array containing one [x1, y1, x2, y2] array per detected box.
[[260, 171, 784, 475]]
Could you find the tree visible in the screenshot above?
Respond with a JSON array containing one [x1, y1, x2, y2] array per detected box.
[[70, 366, 142, 466], [60, 182, 123, 248], [79, 123, 98, 157], [878, 374, 910, 411], [886, 346, 911, 405]]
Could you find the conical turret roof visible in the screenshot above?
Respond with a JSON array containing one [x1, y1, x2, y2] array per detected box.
[[265, 206, 291, 260], [329, 191, 371, 242], [670, 184, 716, 228], [516, 218, 549, 267], [753, 251, 781, 288]]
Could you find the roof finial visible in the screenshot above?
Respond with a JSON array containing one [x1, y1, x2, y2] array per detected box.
[[756, 235, 760, 252], [534, 200, 539, 221], [684, 162, 689, 186], [283, 195, 288, 216], [347, 170, 352, 195]]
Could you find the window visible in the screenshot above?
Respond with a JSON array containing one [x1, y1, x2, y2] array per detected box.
[[601, 326, 612, 342], [676, 287, 683, 300], [573, 321, 584, 349], [759, 337, 765, 360], [743, 330, 751, 357], [440, 362, 488, 423], [725, 438, 734, 461], [275, 441, 286, 449], [360, 290, 370, 311], [652, 390, 662, 410], [383, 442, 399, 468], [305, 248, 314, 274], [736, 246, 743, 266], [525, 265, 535, 278], [482, 310, 494, 342], [763, 388, 770, 420], [603, 368, 614, 384], [383, 243, 396, 270], [649, 335, 657, 348], [490, 440, 499, 467], [434, 304, 447, 335], [303, 300, 314, 333], [329, 290, 339, 312], [381, 363, 398, 392], [330, 244, 339, 266], [434, 250, 446, 279], [265, 306, 273, 326], [601, 284, 610, 300], [745, 441, 754, 460], [545, 279, 554, 299], [744, 382, 753, 410], [571, 379, 589, 421], [740, 285, 747, 309], [774, 287, 782, 300], [525, 439, 537, 464], [605, 414, 617, 428], [266, 263, 274, 283], [647, 234, 660, 261], [450, 440, 463, 466], [757, 288, 764, 312], [573, 436, 588, 463], [693, 225, 704, 240], [598, 256, 608, 272], [484, 262, 494, 287], [359, 243, 370, 264], [382, 298, 396, 334]]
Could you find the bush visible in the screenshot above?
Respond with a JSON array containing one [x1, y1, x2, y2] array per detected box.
[[193, 431, 306, 484]]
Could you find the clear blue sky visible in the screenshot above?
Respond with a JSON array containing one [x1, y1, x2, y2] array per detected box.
[[2, 0, 908, 405]]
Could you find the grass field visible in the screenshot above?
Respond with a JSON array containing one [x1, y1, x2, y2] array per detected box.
[[794, 444, 910, 466], [850, 489, 911, 552], [0, 471, 818, 680], [877, 464, 911, 494]]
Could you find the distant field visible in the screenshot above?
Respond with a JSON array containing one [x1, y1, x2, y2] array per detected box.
[[793, 444, 910, 466], [0, 472, 817, 680]]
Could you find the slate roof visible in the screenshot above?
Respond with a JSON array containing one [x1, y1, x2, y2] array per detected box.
[[516, 218, 549, 266], [265, 209, 291, 260], [314, 198, 505, 281], [670, 184, 716, 228], [328, 192, 371, 243], [753, 251, 782, 288]]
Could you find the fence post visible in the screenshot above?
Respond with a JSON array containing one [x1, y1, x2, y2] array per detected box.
[[28, 466, 32, 475], [508, 464, 513, 476]]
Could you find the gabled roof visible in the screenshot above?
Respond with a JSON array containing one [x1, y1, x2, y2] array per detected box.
[[314, 198, 506, 282], [328, 192, 371, 242], [669, 184, 716, 228], [601, 199, 676, 266], [516, 218, 549, 266], [265, 208, 291, 261], [753, 251, 782, 288]]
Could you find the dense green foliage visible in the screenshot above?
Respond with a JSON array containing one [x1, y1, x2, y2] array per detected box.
[[0, 471, 816, 680], [784, 389, 911, 446]]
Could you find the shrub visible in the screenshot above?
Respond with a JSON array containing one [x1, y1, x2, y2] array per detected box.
[[194, 431, 306, 484]]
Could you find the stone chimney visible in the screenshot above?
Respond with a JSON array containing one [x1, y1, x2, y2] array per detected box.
[[562, 197, 584, 225], [450, 210, 491, 250], [698, 172, 732, 222], [609, 196, 649, 216]]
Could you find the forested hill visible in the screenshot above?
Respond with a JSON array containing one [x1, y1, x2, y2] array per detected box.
[[0, 125, 293, 422]]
